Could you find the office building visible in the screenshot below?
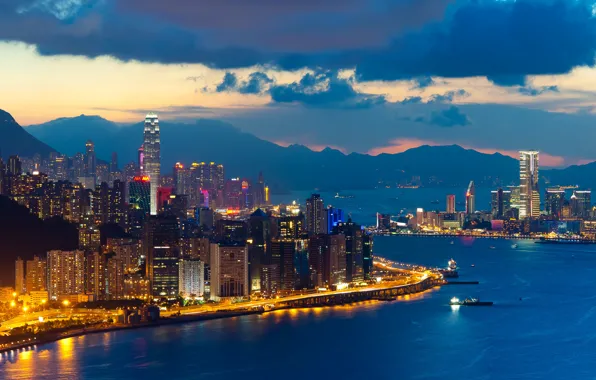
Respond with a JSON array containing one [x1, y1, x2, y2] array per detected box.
[[329, 234, 347, 284], [572, 191, 591, 218], [520, 151, 540, 218], [491, 188, 512, 218], [26, 255, 47, 292], [47, 250, 85, 300], [446, 194, 455, 214], [129, 175, 151, 214], [248, 209, 271, 292], [85, 140, 96, 181], [306, 194, 325, 235], [278, 214, 304, 239], [179, 259, 205, 298], [210, 243, 248, 300], [362, 234, 373, 280], [333, 220, 364, 283], [545, 189, 565, 219], [325, 206, 344, 234], [15, 257, 25, 294], [143, 113, 161, 215], [145, 215, 181, 298], [465, 181, 475, 215]]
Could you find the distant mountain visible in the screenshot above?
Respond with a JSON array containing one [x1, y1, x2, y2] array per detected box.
[[0, 109, 55, 159], [21, 112, 596, 191]]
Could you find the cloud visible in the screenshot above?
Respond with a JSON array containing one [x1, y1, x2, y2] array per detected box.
[[518, 85, 559, 97], [411, 76, 435, 89], [1, 0, 595, 84], [427, 89, 470, 103], [400, 96, 423, 105], [215, 72, 238, 92], [421, 106, 471, 127]]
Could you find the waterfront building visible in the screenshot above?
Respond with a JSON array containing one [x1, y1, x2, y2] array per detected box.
[[142, 113, 161, 215], [363, 234, 374, 280], [519, 151, 540, 218], [446, 194, 455, 214], [465, 181, 476, 215], [306, 194, 325, 235], [308, 234, 328, 288], [491, 188, 512, 218], [26, 255, 47, 292], [124, 273, 151, 300], [545, 189, 565, 219], [85, 251, 106, 300], [333, 220, 364, 283], [15, 257, 25, 294], [210, 242, 248, 300], [269, 239, 297, 292], [47, 250, 85, 300], [22, 290, 48, 306], [179, 259, 205, 298], [248, 209, 271, 292], [106, 253, 125, 300], [329, 234, 347, 284], [571, 191, 591, 218], [144, 215, 181, 299]]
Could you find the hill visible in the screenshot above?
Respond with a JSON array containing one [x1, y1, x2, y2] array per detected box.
[[0, 110, 55, 160]]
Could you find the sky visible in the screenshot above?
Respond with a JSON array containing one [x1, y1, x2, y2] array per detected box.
[[2, 0, 596, 167]]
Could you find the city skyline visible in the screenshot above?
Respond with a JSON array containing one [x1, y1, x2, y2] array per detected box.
[[3, 1, 596, 166]]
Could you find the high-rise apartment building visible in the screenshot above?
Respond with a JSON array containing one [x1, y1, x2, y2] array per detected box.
[[143, 113, 161, 215], [306, 194, 325, 235], [446, 194, 455, 214], [47, 250, 85, 300], [520, 151, 540, 218], [179, 259, 205, 298], [15, 257, 25, 294], [26, 255, 47, 292]]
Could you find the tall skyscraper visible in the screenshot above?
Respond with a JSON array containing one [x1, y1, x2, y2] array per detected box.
[[572, 190, 591, 218], [110, 152, 119, 173], [491, 188, 512, 218], [143, 113, 161, 215], [520, 151, 540, 218], [306, 194, 325, 235], [15, 257, 25, 294], [26, 255, 47, 292], [325, 206, 344, 234], [465, 181, 475, 215], [446, 194, 455, 213], [47, 250, 85, 300], [545, 189, 565, 219], [8, 155, 21, 175], [145, 215, 180, 298], [85, 140, 96, 177], [129, 176, 151, 215]]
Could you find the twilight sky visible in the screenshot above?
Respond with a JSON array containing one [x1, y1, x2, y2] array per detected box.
[[2, 0, 596, 166]]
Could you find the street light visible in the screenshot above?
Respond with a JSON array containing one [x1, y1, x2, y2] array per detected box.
[[62, 300, 70, 307], [22, 306, 28, 312], [10, 301, 16, 308], [12, 292, 17, 298]]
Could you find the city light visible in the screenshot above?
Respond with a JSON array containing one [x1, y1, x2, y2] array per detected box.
[[62, 300, 70, 306]]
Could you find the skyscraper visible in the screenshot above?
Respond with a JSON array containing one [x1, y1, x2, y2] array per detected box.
[[15, 257, 25, 294], [210, 242, 248, 300], [145, 215, 180, 298], [306, 194, 325, 235], [179, 259, 205, 298], [520, 151, 540, 218], [491, 188, 512, 218], [545, 189, 565, 219], [465, 181, 475, 215], [446, 194, 455, 214], [85, 140, 96, 177], [572, 190, 591, 218], [26, 255, 47, 292], [143, 113, 161, 215], [47, 250, 85, 300], [110, 152, 119, 173]]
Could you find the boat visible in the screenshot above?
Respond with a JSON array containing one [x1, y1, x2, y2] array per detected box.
[[511, 244, 518, 249], [489, 246, 496, 249], [450, 241, 454, 245], [534, 237, 593, 244], [334, 192, 355, 199], [430, 200, 440, 204], [450, 297, 493, 306], [438, 259, 459, 278], [471, 264, 475, 267]]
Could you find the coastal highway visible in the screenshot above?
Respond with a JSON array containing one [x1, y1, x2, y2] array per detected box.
[[0, 309, 112, 333]]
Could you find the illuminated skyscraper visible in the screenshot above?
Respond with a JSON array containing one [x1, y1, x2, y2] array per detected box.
[[446, 194, 455, 214], [520, 151, 540, 218], [143, 113, 160, 215], [306, 194, 325, 235], [47, 250, 85, 300], [465, 181, 475, 215], [545, 189, 565, 219], [210, 242, 248, 300], [571, 191, 591, 218]]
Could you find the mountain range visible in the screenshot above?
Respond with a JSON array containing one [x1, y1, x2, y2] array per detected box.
[[1, 109, 595, 191], [0, 110, 55, 159]]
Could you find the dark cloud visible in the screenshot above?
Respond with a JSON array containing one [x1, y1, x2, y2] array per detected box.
[[427, 106, 471, 127], [215, 72, 238, 92], [400, 96, 423, 105], [268, 71, 386, 109], [518, 85, 559, 97], [411, 76, 435, 89], [1, 0, 595, 84], [428, 89, 469, 103]]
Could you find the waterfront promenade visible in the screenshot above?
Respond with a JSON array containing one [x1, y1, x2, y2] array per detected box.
[[0, 258, 444, 354]]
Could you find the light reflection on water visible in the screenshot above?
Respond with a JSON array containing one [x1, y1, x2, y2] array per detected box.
[[2, 236, 596, 379]]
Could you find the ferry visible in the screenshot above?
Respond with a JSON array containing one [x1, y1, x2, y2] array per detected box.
[[450, 297, 493, 306], [534, 237, 594, 245], [511, 244, 518, 249], [430, 200, 440, 204], [438, 259, 459, 278], [334, 192, 355, 199]]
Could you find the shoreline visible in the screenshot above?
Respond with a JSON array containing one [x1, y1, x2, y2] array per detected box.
[[371, 232, 596, 243], [0, 280, 443, 355]]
